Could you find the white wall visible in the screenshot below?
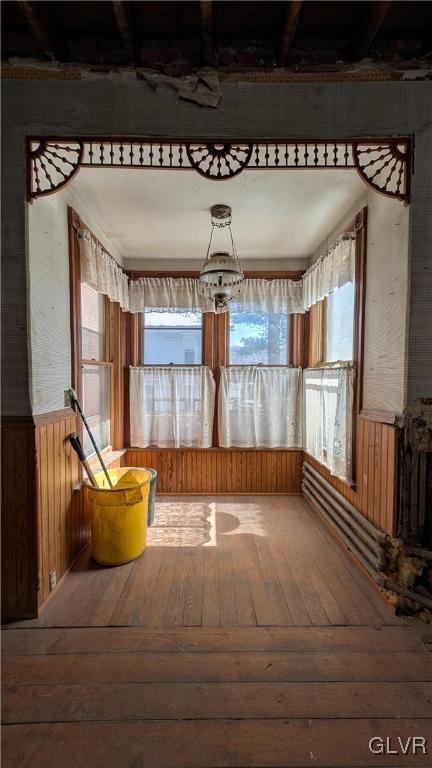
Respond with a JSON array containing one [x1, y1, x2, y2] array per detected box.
[[312, 189, 409, 414], [28, 187, 120, 415], [123, 256, 310, 271], [363, 193, 409, 413]]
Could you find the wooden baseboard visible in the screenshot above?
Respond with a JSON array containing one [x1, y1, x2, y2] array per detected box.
[[157, 492, 303, 497], [37, 542, 90, 615]]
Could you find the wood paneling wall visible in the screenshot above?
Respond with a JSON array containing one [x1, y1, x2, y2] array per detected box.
[[1, 421, 38, 620], [306, 416, 397, 536], [35, 410, 89, 607], [125, 449, 303, 495], [35, 410, 123, 607]]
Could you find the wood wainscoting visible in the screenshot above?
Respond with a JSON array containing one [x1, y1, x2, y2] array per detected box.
[[125, 449, 304, 495], [35, 409, 123, 608], [306, 415, 397, 537], [1, 419, 38, 621], [35, 409, 88, 608], [2, 408, 124, 620]]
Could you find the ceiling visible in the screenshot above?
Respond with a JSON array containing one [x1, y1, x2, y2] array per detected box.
[[3, 1, 432, 73], [70, 167, 366, 264]]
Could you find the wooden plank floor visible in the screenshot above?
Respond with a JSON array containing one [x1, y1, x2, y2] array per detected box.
[[3, 496, 432, 767], [8, 496, 403, 628]]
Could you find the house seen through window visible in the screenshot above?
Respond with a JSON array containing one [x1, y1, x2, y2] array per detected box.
[[143, 309, 202, 364]]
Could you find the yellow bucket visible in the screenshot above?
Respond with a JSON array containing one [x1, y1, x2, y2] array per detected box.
[[86, 467, 151, 566]]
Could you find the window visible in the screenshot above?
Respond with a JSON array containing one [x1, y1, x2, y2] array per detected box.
[[142, 309, 202, 365], [81, 283, 105, 360], [303, 366, 354, 482], [81, 364, 111, 455], [219, 366, 302, 448], [229, 304, 289, 364], [80, 283, 111, 455], [130, 366, 215, 448], [326, 281, 355, 362]]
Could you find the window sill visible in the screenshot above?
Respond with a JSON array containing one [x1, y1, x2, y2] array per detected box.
[[88, 447, 126, 471], [304, 452, 356, 491]]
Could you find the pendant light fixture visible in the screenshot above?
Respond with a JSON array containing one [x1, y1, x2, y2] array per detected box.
[[198, 204, 244, 310]]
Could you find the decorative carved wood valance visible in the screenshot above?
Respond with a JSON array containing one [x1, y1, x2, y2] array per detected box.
[[28, 137, 411, 203]]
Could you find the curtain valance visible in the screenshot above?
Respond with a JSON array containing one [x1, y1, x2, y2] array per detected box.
[[129, 277, 214, 314], [78, 228, 130, 311], [78, 228, 355, 316], [302, 236, 356, 312], [233, 278, 304, 314]]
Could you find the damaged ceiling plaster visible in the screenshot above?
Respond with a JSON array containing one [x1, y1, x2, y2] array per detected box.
[[2, 1, 432, 101]]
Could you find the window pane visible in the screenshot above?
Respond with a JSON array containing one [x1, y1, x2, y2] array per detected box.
[[82, 364, 111, 455], [143, 310, 202, 364], [327, 282, 355, 362], [229, 306, 288, 365], [81, 283, 105, 360]]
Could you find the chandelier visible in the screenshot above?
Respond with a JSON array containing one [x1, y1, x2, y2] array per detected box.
[[198, 204, 244, 310]]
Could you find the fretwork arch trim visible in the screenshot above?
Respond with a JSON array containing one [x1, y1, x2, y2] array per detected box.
[[27, 137, 411, 204]]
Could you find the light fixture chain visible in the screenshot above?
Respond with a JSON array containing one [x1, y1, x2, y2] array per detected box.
[[229, 224, 243, 276], [205, 223, 215, 263]]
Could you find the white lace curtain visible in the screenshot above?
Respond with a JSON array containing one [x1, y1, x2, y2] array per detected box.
[[77, 228, 130, 311], [129, 366, 215, 448], [129, 276, 304, 315], [303, 365, 354, 482], [218, 366, 303, 448], [78, 225, 355, 317], [302, 236, 356, 311], [129, 277, 214, 314], [232, 279, 304, 314], [77, 230, 305, 315]]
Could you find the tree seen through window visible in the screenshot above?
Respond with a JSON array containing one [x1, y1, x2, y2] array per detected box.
[[229, 305, 288, 365]]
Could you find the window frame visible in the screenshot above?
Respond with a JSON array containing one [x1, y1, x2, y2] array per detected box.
[[139, 308, 209, 367], [306, 207, 368, 486], [227, 305, 292, 367], [68, 207, 119, 455], [316, 282, 356, 366]]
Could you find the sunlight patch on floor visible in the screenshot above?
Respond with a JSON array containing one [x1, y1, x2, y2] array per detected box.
[[147, 500, 215, 547], [147, 499, 268, 546]]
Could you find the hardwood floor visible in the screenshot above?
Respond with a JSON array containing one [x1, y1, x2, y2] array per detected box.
[[9, 495, 401, 628], [3, 496, 432, 767]]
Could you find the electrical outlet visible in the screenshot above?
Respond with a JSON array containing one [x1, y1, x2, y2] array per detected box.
[[49, 568, 57, 592], [64, 389, 71, 407]]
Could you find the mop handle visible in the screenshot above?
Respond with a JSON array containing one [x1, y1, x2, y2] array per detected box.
[[69, 388, 113, 489], [68, 433, 98, 487]]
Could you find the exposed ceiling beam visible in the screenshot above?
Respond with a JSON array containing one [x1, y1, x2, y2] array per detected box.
[[19, 1, 63, 61], [354, 1, 392, 60], [112, 0, 139, 65], [279, 1, 303, 67], [200, 1, 213, 66]]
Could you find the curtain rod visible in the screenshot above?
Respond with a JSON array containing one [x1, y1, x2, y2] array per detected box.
[[72, 208, 124, 272]]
